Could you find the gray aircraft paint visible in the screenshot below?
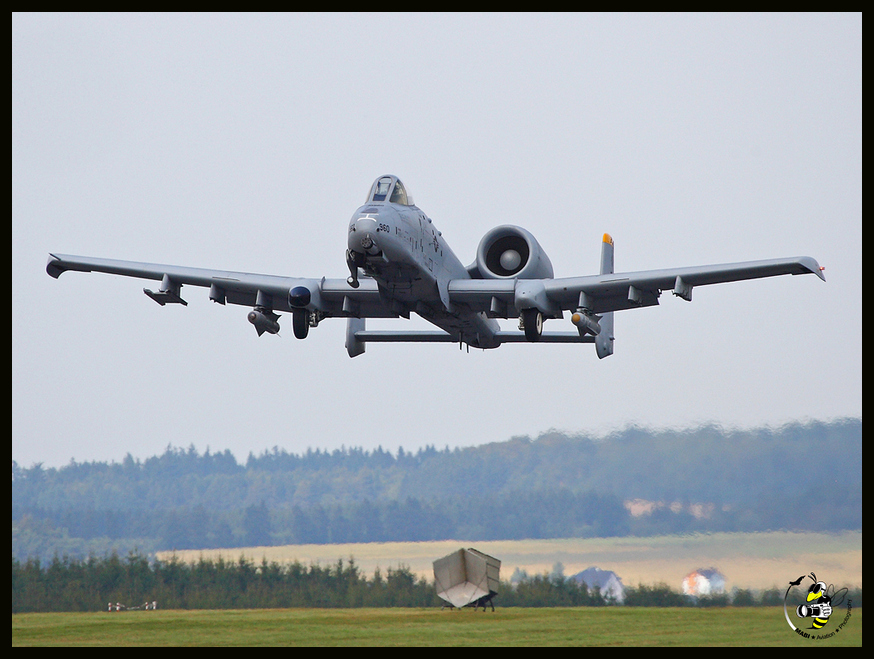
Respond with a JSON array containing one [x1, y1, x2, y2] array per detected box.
[[48, 175, 825, 358]]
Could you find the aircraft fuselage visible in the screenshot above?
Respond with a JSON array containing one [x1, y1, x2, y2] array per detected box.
[[347, 178, 501, 348]]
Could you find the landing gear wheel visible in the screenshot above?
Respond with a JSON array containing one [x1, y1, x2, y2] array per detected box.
[[346, 249, 364, 288], [292, 308, 309, 339], [522, 308, 543, 342]]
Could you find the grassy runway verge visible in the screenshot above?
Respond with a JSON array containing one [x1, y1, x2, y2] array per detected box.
[[12, 606, 862, 646]]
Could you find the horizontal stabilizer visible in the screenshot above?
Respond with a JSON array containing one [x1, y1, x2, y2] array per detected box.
[[353, 330, 458, 343], [352, 330, 595, 344], [495, 331, 595, 344]]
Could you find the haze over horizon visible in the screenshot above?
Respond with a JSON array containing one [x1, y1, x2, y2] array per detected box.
[[13, 416, 860, 471]]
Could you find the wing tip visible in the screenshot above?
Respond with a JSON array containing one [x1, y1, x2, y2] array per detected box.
[[46, 254, 65, 279], [799, 256, 826, 281]]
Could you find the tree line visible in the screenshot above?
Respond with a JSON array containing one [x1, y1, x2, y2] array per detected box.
[[16, 552, 861, 613], [12, 552, 435, 613], [12, 419, 861, 562]]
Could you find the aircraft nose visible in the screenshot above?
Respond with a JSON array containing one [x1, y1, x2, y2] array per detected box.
[[350, 216, 380, 254]]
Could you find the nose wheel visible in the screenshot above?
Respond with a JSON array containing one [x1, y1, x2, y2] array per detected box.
[[346, 249, 365, 288]]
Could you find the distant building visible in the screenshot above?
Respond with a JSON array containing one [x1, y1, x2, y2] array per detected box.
[[570, 567, 625, 603], [682, 568, 725, 596]]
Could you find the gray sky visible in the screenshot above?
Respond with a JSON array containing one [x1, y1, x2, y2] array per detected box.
[[13, 13, 861, 469]]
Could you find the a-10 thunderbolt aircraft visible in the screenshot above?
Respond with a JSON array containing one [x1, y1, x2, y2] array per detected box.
[[47, 175, 825, 358]]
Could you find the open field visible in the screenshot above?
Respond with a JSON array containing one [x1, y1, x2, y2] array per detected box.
[[159, 531, 862, 592], [12, 607, 862, 646]]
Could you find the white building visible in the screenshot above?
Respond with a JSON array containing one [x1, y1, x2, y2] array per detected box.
[[571, 566, 625, 603]]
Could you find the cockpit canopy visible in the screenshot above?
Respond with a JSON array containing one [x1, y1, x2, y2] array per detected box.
[[366, 175, 413, 206]]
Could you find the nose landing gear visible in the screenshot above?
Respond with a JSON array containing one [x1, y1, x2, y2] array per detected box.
[[346, 249, 365, 288]]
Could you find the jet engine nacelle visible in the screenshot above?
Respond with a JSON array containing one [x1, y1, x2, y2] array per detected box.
[[474, 225, 554, 280]]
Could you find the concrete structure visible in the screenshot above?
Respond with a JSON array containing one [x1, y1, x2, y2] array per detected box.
[[433, 548, 501, 610]]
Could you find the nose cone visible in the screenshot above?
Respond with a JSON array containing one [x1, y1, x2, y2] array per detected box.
[[348, 215, 380, 255]]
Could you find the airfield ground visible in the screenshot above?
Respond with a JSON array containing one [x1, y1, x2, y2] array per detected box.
[[12, 607, 863, 646], [16, 532, 862, 646]]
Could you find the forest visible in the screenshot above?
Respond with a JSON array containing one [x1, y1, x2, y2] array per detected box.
[[18, 551, 860, 613], [12, 418, 862, 563]]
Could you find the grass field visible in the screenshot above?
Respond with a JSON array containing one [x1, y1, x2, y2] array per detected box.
[[12, 607, 862, 646], [158, 531, 862, 592]]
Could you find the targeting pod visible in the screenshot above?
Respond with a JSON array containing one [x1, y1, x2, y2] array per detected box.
[[571, 310, 601, 336]]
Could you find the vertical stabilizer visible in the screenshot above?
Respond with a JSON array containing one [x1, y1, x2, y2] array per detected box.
[[345, 317, 366, 357], [596, 234, 614, 359]]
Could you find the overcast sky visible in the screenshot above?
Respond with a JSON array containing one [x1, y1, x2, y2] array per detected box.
[[13, 13, 861, 469]]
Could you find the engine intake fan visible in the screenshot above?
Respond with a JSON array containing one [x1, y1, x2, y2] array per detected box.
[[474, 225, 554, 280]]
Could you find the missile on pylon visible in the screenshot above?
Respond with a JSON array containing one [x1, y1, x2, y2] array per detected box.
[[248, 309, 281, 336], [571, 310, 601, 336]]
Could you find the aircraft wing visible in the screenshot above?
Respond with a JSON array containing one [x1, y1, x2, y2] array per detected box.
[[46, 253, 396, 317], [449, 256, 825, 316]]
